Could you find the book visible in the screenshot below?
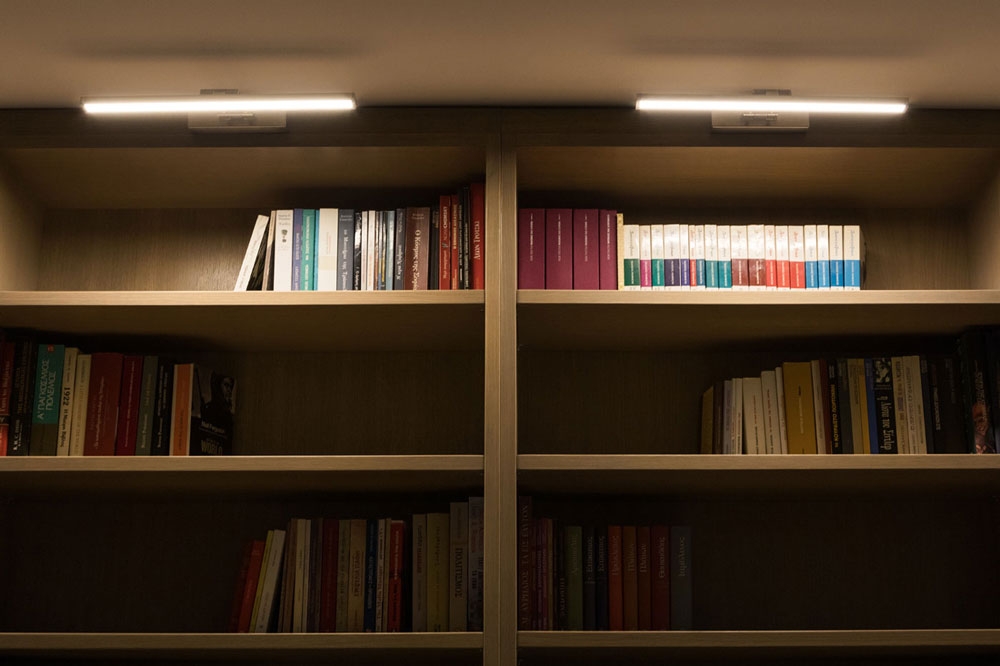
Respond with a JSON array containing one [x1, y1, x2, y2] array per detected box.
[[234, 214, 271, 291], [623, 224, 641, 290], [261, 211, 277, 291], [599, 210, 618, 290], [68, 354, 91, 456], [761, 370, 781, 454], [237, 539, 267, 633], [928, 353, 967, 453], [254, 529, 287, 633], [113, 355, 142, 455], [836, 359, 855, 454], [84, 352, 122, 456], [468, 496, 485, 632], [9, 336, 38, 455], [565, 525, 583, 631], [747, 223, 766, 290], [717, 225, 732, 288], [692, 224, 706, 289], [353, 211, 364, 290], [279, 519, 297, 633], [470, 183, 485, 290], [291, 208, 304, 291], [150, 358, 174, 455], [650, 224, 665, 290], [0, 336, 13, 455], [449, 501, 469, 631], [320, 519, 339, 632], [678, 224, 690, 288], [411, 513, 428, 631], [651, 525, 669, 630], [347, 518, 367, 632], [132, 355, 157, 456], [426, 512, 450, 631], [400, 207, 429, 291], [828, 360, 843, 454], [622, 526, 638, 630], [229, 541, 255, 632], [335, 209, 355, 290], [959, 330, 995, 453], [517, 497, 533, 630], [844, 224, 862, 290], [387, 519, 406, 632], [704, 224, 719, 289], [54, 346, 78, 456], [892, 357, 910, 454], [188, 365, 235, 456], [849, 358, 871, 455], [730, 225, 749, 290], [804, 224, 818, 289], [871, 358, 899, 453], [670, 526, 692, 630], [775, 225, 790, 289], [817, 224, 830, 289], [742, 376, 765, 455], [607, 525, 623, 631], [829, 225, 845, 290], [451, 194, 461, 289], [272, 210, 294, 291], [810, 360, 828, 455], [635, 526, 651, 630], [595, 530, 609, 630], [30, 343, 64, 456], [582, 526, 596, 631], [334, 519, 350, 632], [789, 225, 806, 289], [375, 518, 388, 631], [782, 361, 817, 454], [638, 225, 652, 290], [518, 208, 545, 289], [364, 518, 378, 631], [866, 359, 881, 454], [616, 213, 626, 290], [573, 208, 599, 289], [763, 224, 777, 290], [316, 208, 339, 290], [775, 366, 789, 454]]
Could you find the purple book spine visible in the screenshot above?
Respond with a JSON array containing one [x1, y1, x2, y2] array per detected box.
[[573, 209, 600, 290], [599, 209, 617, 290], [546, 208, 573, 290], [518, 208, 546, 289]]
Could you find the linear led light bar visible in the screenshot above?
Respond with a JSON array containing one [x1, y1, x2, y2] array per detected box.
[[82, 94, 356, 114], [636, 95, 907, 115]]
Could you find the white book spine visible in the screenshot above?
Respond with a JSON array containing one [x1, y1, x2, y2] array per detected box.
[[234, 214, 271, 291], [56, 347, 78, 456], [789, 225, 805, 289], [623, 224, 641, 291], [844, 224, 862, 290], [679, 223, 690, 289], [811, 360, 827, 454], [449, 501, 469, 631], [747, 224, 765, 291], [650, 224, 665, 291], [775, 366, 789, 454], [804, 225, 818, 289], [692, 224, 706, 289], [760, 370, 781, 454], [764, 225, 776, 291], [254, 529, 287, 633], [775, 225, 790, 290], [903, 356, 925, 454], [717, 224, 731, 289], [730, 225, 748, 291], [732, 377, 744, 454], [664, 224, 680, 290], [273, 210, 295, 292], [616, 214, 625, 290], [704, 224, 718, 289], [316, 208, 340, 291], [829, 225, 845, 290], [69, 354, 91, 456], [817, 224, 830, 290], [639, 224, 652, 291]]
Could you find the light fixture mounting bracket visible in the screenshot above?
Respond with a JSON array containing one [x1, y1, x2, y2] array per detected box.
[[712, 89, 809, 132]]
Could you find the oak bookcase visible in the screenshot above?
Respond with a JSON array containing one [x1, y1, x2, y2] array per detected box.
[[1, 108, 1000, 664]]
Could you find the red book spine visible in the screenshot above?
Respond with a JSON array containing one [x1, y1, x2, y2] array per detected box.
[[791, 261, 806, 289], [238, 539, 266, 633], [636, 526, 651, 631], [573, 209, 599, 289], [228, 541, 254, 632], [320, 518, 339, 632], [84, 352, 123, 456], [517, 496, 534, 629], [732, 259, 749, 288], [470, 182, 485, 290], [608, 525, 623, 631], [0, 339, 15, 456], [777, 259, 790, 289], [748, 259, 766, 288], [450, 193, 460, 290], [438, 195, 452, 290], [599, 210, 617, 290], [114, 355, 142, 455], [765, 259, 777, 288], [651, 526, 669, 630], [518, 209, 545, 289], [387, 520, 405, 632], [622, 526, 638, 631], [545, 209, 573, 289]]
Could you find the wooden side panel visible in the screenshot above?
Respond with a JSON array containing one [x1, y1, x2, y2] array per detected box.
[[0, 162, 41, 289]]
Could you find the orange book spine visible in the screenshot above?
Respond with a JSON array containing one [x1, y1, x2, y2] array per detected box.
[[170, 363, 193, 455], [607, 526, 623, 631], [622, 526, 638, 631]]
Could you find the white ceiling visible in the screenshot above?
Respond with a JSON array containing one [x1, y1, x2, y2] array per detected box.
[[1, 0, 999, 109]]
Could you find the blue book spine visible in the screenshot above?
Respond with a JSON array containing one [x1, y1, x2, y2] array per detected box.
[[818, 259, 830, 289], [364, 519, 379, 631], [291, 209, 303, 291], [300, 208, 316, 291], [337, 209, 355, 290], [805, 260, 818, 289], [719, 261, 732, 289], [864, 359, 880, 454], [830, 260, 844, 288], [679, 255, 690, 287], [845, 260, 860, 288]]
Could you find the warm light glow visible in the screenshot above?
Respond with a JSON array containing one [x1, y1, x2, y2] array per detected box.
[[82, 94, 356, 114], [636, 96, 907, 115]]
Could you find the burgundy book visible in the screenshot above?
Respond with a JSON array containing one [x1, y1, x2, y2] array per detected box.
[[573, 209, 599, 289], [228, 541, 255, 632], [0, 337, 14, 456], [320, 518, 339, 632], [404, 207, 431, 290], [387, 519, 405, 632], [545, 208, 573, 289], [622, 526, 638, 631], [114, 355, 142, 455], [450, 193, 461, 290], [517, 496, 534, 629], [518, 208, 545, 289], [636, 526, 651, 631], [84, 352, 123, 456], [438, 195, 452, 290], [470, 182, 486, 290], [607, 525, 623, 631], [599, 210, 617, 290], [533, 518, 546, 629], [651, 525, 670, 630]]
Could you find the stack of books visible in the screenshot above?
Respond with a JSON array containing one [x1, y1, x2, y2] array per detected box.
[[0, 331, 234, 457]]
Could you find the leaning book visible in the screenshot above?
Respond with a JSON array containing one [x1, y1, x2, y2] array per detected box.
[[190, 365, 236, 455]]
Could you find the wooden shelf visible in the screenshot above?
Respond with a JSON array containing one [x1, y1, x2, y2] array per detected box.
[[0, 632, 483, 661], [0, 290, 485, 351], [517, 290, 1000, 350], [517, 454, 1000, 496], [518, 630, 1000, 658], [0, 455, 484, 497]]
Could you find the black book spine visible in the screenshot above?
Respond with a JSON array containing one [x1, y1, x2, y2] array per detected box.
[[428, 208, 440, 290], [595, 530, 609, 630], [828, 359, 842, 454], [338, 209, 355, 290], [582, 526, 596, 631], [836, 358, 854, 454], [959, 330, 996, 453], [461, 185, 471, 289], [353, 211, 363, 291], [150, 359, 174, 455], [555, 522, 567, 631], [929, 353, 967, 453], [9, 337, 37, 456], [871, 357, 898, 454]]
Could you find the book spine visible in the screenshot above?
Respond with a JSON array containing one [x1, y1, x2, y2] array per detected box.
[[149, 359, 173, 455], [607, 525, 623, 630], [518, 208, 546, 289], [449, 501, 469, 631], [621, 526, 638, 630], [864, 359, 881, 454], [782, 361, 817, 454], [388, 519, 405, 632], [69, 354, 91, 456], [810, 360, 828, 455], [760, 371, 780, 454], [85, 352, 123, 456], [850, 358, 871, 455], [411, 513, 427, 631], [468, 496, 485, 632], [134, 355, 157, 455], [904, 355, 927, 454], [747, 224, 766, 290], [892, 357, 910, 454], [234, 214, 271, 291], [517, 497, 533, 629], [255, 529, 287, 633], [837, 359, 854, 454], [405, 207, 431, 291], [353, 211, 363, 290], [546, 209, 573, 289], [555, 521, 566, 630], [664, 224, 679, 289], [670, 526, 692, 630], [775, 225, 790, 289], [828, 360, 843, 454], [844, 224, 862, 290], [320, 519, 339, 632], [115, 355, 142, 455], [692, 224, 706, 289], [804, 224, 818, 288], [317, 208, 339, 290], [387, 209, 400, 291], [291, 209, 304, 291], [623, 224, 641, 290], [829, 224, 845, 289], [393, 208, 406, 291], [638, 225, 652, 290], [169, 363, 192, 456], [272, 210, 294, 291], [249, 532, 272, 632], [229, 541, 254, 632], [471, 183, 486, 290], [650, 224, 665, 290], [30, 343, 64, 456], [9, 337, 37, 456], [582, 526, 596, 631], [302, 208, 317, 290], [364, 519, 378, 631], [817, 224, 830, 289], [789, 225, 805, 289], [278, 519, 296, 633], [335, 209, 354, 290], [763, 224, 777, 290], [565, 525, 583, 631], [599, 209, 618, 290], [573, 208, 600, 289], [238, 539, 266, 633], [871, 358, 898, 453], [635, 526, 651, 630], [427, 512, 450, 631], [921, 356, 936, 453], [451, 194, 461, 289], [55, 347, 78, 456], [347, 518, 367, 632], [651, 525, 669, 630], [717, 225, 732, 288], [332, 519, 350, 632], [375, 519, 387, 631], [595, 531, 609, 630], [0, 339, 14, 456], [730, 225, 749, 290], [616, 213, 626, 290], [678, 224, 690, 288], [704, 224, 719, 289]]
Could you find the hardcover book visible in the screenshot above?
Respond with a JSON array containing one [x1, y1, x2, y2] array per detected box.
[[782, 361, 817, 454], [84, 352, 123, 456], [189, 365, 236, 455], [518, 208, 545, 289], [134, 355, 158, 456], [651, 525, 669, 630], [471, 183, 486, 290], [317, 208, 340, 290], [622, 526, 638, 631], [573, 208, 600, 289], [635, 526, 651, 630], [599, 210, 618, 290], [30, 343, 64, 456], [565, 525, 583, 631], [670, 526, 692, 630], [114, 354, 142, 455]]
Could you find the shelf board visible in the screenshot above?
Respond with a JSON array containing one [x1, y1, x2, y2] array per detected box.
[[518, 454, 1000, 496], [518, 289, 1000, 349], [0, 290, 485, 351], [0, 455, 484, 497], [0, 632, 482, 661], [518, 630, 1000, 658]]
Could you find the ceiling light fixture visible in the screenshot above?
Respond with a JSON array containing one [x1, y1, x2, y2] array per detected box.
[[636, 90, 907, 131]]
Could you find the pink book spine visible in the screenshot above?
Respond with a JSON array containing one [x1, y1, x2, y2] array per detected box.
[[599, 209, 617, 290], [573, 209, 599, 289], [545, 209, 573, 289], [518, 208, 545, 289]]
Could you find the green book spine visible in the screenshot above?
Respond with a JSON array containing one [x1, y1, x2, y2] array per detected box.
[[301, 209, 317, 291], [30, 343, 64, 456], [565, 525, 583, 631], [705, 260, 719, 288]]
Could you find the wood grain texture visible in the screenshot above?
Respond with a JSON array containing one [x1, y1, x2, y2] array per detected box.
[[0, 162, 41, 289], [969, 167, 1000, 289]]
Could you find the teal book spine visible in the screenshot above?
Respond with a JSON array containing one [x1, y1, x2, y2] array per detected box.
[[301, 208, 316, 291], [30, 343, 64, 456]]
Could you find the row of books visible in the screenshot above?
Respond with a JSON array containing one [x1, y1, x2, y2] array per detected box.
[[230, 499, 485, 633], [0, 331, 235, 456], [235, 184, 486, 292], [518, 209, 864, 290], [517, 498, 692, 631], [701, 329, 1000, 455]]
